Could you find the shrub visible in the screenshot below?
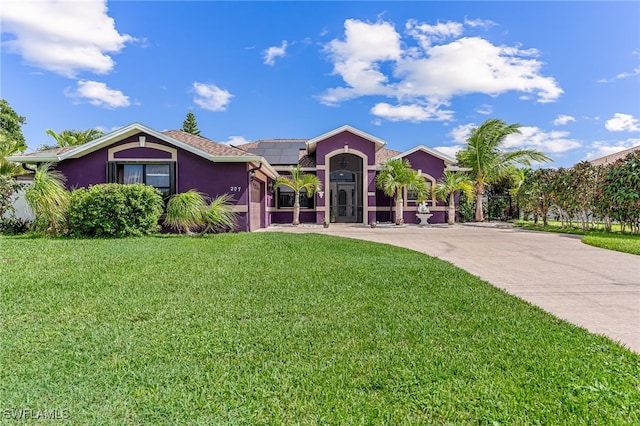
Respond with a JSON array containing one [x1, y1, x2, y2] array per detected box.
[[164, 191, 237, 235], [25, 164, 70, 235], [0, 217, 31, 235], [0, 175, 23, 218], [69, 183, 164, 237], [164, 190, 208, 234]]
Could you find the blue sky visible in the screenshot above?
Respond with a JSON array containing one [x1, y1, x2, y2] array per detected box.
[[2, 1, 639, 167]]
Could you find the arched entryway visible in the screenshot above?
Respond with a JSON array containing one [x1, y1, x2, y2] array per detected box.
[[329, 153, 363, 223]]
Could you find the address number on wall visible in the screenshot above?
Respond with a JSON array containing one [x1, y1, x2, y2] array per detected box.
[[230, 186, 242, 192]]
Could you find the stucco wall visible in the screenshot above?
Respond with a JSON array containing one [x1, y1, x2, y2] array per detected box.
[[52, 131, 252, 231]]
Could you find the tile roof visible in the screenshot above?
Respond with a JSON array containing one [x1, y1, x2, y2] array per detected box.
[[162, 130, 255, 157], [375, 148, 402, 164], [589, 144, 640, 166]]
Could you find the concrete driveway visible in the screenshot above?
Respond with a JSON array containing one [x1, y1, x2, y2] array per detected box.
[[265, 223, 640, 353]]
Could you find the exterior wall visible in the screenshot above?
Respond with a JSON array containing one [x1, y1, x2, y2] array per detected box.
[[56, 149, 109, 189], [271, 210, 316, 224], [370, 150, 449, 224], [400, 150, 448, 224], [43, 127, 456, 230], [315, 131, 378, 225], [53, 131, 253, 231]]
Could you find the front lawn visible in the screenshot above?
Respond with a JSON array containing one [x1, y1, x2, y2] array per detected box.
[[1, 234, 638, 424], [514, 220, 640, 255]]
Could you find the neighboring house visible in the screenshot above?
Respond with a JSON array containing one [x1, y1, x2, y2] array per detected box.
[[589, 144, 640, 166], [7, 123, 461, 231]]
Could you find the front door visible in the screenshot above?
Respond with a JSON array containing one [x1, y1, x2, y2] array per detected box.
[[333, 182, 357, 222]]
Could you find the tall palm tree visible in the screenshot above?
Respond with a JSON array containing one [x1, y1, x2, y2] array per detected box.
[[44, 128, 105, 149], [456, 118, 552, 222], [435, 170, 474, 225], [376, 158, 429, 225], [273, 165, 321, 226]]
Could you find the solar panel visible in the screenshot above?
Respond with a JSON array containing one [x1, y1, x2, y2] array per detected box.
[[247, 141, 307, 165]]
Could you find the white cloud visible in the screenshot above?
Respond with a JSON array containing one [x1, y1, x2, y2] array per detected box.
[[406, 19, 463, 50], [553, 114, 576, 126], [597, 66, 640, 83], [448, 123, 476, 144], [319, 19, 401, 105], [504, 126, 581, 153], [371, 102, 454, 122], [605, 113, 640, 132], [395, 37, 561, 103], [584, 139, 640, 161], [65, 80, 130, 108], [475, 104, 493, 115], [264, 40, 288, 66], [221, 136, 252, 146], [320, 19, 562, 121], [463, 18, 497, 29], [1, 0, 133, 77], [433, 145, 463, 159], [192, 82, 233, 112]]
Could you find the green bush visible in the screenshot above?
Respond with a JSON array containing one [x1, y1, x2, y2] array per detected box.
[[0, 217, 31, 235], [69, 183, 164, 237]]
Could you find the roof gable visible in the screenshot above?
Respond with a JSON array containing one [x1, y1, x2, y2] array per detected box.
[[7, 123, 262, 163], [392, 145, 457, 165], [306, 125, 386, 154]]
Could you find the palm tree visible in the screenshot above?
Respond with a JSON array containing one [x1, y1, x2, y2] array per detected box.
[[44, 128, 105, 149], [0, 133, 25, 176], [435, 170, 474, 225], [456, 118, 552, 222], [202, 193, 237, 234], [273, 165, 321, 226], [25, 163, 70, 235], [164, 190, 237, 234], [376, 158, 428, 225], [164, 190, 209, 234]]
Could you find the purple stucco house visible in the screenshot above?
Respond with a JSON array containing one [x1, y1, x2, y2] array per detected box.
[[8, 123, 462, 231]]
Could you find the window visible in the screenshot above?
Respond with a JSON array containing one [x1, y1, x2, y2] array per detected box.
[[108, 162, 175, 198], [278, 186, 313, 208]]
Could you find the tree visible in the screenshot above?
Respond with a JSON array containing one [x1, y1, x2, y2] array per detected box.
[[603, 151, 640, 234], [273, 165, 321, 226], [376, 158, 429, 225], [456, 118, 552, 222], [182, 111, 201, 136], [517, 168, 555, 226], [0, 99, 27, 175], [43, 128, 105, 149], [25, 164, 70, 235], [435, 170, 474, 225]]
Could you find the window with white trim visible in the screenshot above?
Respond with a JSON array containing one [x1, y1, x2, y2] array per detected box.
[[108, 162, 176, 199]]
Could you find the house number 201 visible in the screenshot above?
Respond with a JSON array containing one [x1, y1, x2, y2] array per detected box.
[[230, 186, 242, 192]]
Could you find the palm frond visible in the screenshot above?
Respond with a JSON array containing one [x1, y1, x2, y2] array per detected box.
[[25, 163, 69, 234], [204, 193, 238, 232], [164, 190, 208, 233]]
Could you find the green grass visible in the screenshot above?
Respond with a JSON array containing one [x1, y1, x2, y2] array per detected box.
[[514, 220, 640, 255], [1, 234, 638, 424]]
